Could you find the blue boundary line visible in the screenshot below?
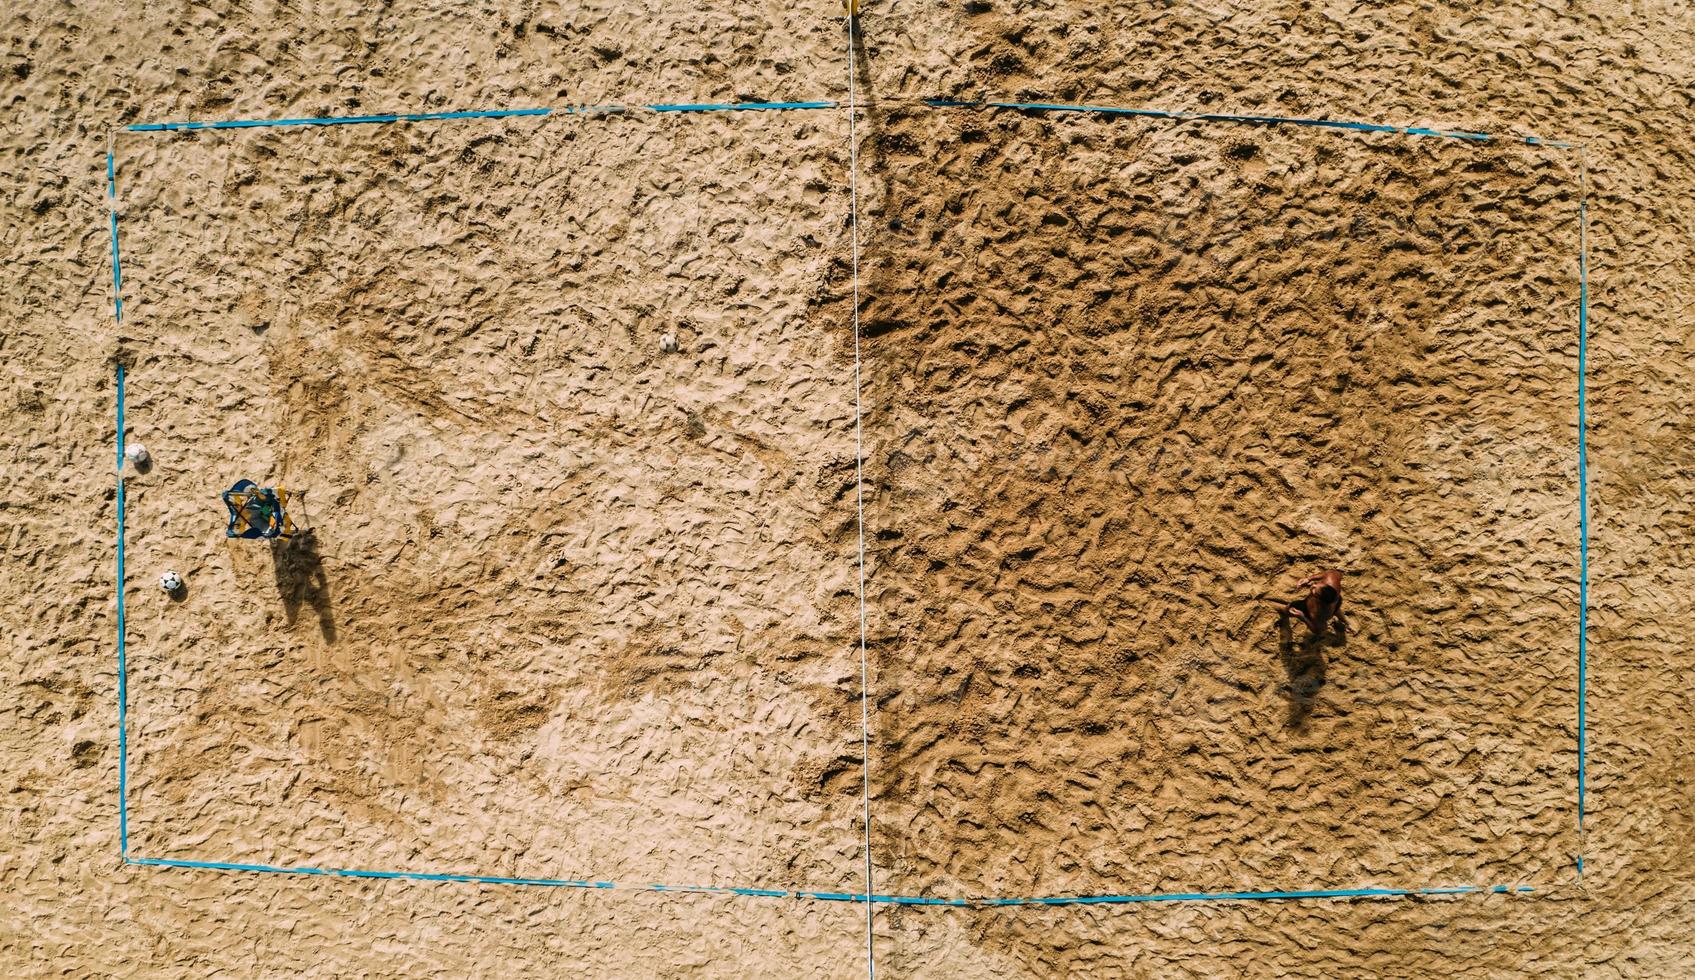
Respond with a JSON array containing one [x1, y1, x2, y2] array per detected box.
[[117, 99, 1574, 147], [126, 856, 1533, 906], [127, 108, 554, 132], [931, 99, 1566, 147], [107, 152, 123, 323], [1577, 158, 1589, 875], [110, 95, 1583, 904], [115, 364, 128, 858], [648, 101, 836, 112], [122, 103, 838, 132], [109, 145, 129, 859]]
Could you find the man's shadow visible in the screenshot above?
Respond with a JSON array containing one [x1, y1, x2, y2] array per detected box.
[[272, 528, 336, 643], [1277, 611, 1345, 730]]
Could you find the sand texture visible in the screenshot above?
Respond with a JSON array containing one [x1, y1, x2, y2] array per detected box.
[[116, 112, 864, 893], [853, 113, 1580, 900], [3, 1, 1695, 977]]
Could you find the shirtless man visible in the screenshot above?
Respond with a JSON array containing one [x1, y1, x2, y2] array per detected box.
[[1283, 568, 1346, 638]]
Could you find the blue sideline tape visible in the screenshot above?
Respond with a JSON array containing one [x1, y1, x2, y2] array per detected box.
[[115, 364, 127, 857], [127, 856, 1534, 907], [990, 100, 1178, 120], [1404, 126, 1489, 142], [123, 103, 841, 131], [968, 885, 1533, 907], [934, 99, 1567, 147], [130, 857, 612, 888], [1577, 178, 1589, 870], [127, 108, 553, 132], [1194, 113, 1399, 134], [119, 99, 1575, 147], [646, 101, 836, 112]]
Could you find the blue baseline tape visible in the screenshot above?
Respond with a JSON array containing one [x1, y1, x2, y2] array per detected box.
[[115, 364, 127, 857], [646, 101, 836, 112], [127, 108, 553, 132], [127, 857, 1534, 907], [1577, 178, 1589, 873]]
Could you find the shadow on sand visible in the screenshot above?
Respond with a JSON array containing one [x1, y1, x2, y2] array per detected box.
[[1277, 612, 1345, 730], [272, 528, 336, 643]]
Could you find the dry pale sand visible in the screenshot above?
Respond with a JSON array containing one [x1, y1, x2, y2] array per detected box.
[[116, 111, 864, 895], [3, 1, 1694, 977]]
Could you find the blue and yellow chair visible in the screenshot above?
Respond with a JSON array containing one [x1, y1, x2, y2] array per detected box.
[[223, 479, 297, 539]]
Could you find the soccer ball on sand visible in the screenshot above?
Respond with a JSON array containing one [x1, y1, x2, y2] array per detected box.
[[159, 571, 183, 593]]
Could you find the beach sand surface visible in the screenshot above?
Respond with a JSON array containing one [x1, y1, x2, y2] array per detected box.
[[3, 1, 1693, 976]]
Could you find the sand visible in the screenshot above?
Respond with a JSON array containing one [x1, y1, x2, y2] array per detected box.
[[114, 111, 864, 894], [855, 111, 1580, 900], [3, 1, 1695, 977]]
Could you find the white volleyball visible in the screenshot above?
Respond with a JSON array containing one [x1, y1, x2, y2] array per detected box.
[[159, 570, 183, 593], [125, 443, 150, 467], [659, 333, 678, 353]]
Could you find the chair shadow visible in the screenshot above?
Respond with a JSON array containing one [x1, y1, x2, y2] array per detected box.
[[1277, 612, 1344, 730], [272, 528, 336, 643]]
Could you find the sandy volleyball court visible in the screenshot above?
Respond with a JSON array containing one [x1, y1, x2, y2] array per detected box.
[[117, 113, 865, 892], [3, 1, 1694, 976], [854, 110, 1580, 901]]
